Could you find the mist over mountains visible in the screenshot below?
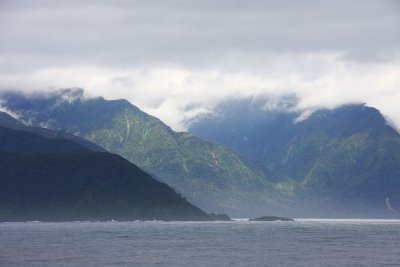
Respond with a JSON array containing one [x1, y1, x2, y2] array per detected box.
[[1, 89, 400, 218], [189, 97, 400, 216], [1, 0, 399, 133]]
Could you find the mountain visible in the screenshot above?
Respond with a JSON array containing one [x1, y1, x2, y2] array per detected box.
[[0, 89, 290, 217], [188, 97, 400, 217], [5, 90, 399, 217], [0, 112, 211, 221]]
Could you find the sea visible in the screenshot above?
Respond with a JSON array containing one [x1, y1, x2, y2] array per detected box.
[[1, 219, 399, 266]]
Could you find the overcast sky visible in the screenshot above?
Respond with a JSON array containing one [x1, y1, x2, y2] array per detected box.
[[0, 0, 399, 130]]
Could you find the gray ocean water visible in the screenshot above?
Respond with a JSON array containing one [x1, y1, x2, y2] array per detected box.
[[1, 219, 400, 266]]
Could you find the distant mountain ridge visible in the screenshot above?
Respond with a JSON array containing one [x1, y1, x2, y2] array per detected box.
[[188, 97, 400, 216], [0, 111, 211, 221]]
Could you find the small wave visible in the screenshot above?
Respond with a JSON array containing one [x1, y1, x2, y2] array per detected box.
[[232, 218, 250, 222]]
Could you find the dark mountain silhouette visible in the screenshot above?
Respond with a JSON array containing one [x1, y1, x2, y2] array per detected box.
[[0, 112, 211, 221]]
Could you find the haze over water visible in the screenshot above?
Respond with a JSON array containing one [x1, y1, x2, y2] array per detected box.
[[1, 219, 400, 266]]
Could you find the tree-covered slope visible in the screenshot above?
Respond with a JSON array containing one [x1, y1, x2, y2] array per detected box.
[[0, 116, 211, 221], [189, 97, 400, 216], [5, 90, 399, 216], [1, 90, 288, 216]]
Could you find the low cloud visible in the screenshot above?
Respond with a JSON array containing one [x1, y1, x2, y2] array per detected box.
[[0, 0, 399, 130], [1, 53, 399, 131]]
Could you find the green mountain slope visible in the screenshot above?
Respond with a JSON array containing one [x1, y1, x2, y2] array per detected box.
[[189, 98, 400, 216], [0, 113, 211, 221], [1, 89, 288, 216]]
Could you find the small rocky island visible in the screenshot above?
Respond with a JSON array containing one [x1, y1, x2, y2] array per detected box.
[[250, 216, 294, 221]]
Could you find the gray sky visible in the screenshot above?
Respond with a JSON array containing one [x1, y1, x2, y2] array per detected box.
[[1, 0, 399, 130]]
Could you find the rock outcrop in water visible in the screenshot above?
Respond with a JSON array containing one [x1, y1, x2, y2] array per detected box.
[[250, 216, 294, 221]]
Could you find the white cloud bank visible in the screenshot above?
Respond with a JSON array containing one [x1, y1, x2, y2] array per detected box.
[[0, 0, 399, 130]]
